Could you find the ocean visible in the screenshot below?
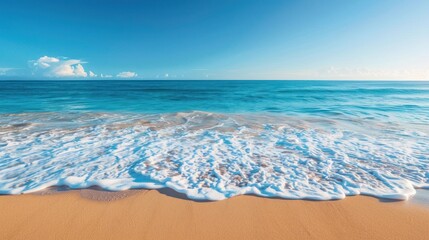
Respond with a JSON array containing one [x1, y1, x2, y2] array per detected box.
[[0, 80, 428, 200]]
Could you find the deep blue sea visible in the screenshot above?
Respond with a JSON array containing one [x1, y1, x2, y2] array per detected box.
[[0, 80, 428, 200]]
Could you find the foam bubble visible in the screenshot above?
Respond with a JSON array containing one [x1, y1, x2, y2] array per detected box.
[[0, 111, 428, 200]]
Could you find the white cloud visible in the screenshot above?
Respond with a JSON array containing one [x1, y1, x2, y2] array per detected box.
[[117, 71, 138, 78], [100, 74, 113, 78], [31, 56, 88, 78], [35, 56, 59, 68], [89, 71, 97, 77]]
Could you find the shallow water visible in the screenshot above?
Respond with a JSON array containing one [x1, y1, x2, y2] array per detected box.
[[0, 81, 428, 200], [410, 189, 429, 207]]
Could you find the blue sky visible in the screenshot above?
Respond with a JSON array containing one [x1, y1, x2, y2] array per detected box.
[[0, 0, 428, 80]]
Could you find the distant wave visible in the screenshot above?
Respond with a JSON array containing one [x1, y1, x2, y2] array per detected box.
[[0, 111, 428, 200]]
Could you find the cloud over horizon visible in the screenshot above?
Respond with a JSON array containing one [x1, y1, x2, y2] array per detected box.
[[25, 56, 140, 79], [2, 55, 427, 80], [117, 71, 138, 78], [89, 71, 97, 77], [30, 56, 88, 78]]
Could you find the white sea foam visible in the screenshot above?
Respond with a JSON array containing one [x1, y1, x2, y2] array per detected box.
[[0, 111, 428, 200]]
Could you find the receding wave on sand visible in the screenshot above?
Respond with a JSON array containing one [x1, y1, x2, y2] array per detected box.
[[1, 111, 428, 201]]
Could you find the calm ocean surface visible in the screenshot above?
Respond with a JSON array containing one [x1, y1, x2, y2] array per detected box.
[[0, 80, 428, 200], [1, 81, 429, 119]]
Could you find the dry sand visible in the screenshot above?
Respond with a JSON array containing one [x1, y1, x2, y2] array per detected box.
[[0, 188, 428, 240]]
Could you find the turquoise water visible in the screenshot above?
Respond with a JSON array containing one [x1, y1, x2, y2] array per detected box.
[[0, 80, 428, 200], [1, 81, 429, 120]]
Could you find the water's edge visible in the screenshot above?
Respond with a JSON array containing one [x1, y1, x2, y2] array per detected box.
[[1, 111, 427, 201]]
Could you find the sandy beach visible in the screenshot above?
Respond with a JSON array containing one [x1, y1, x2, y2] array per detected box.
[[2, 0, 429, 239], [0, 189, 428, 240]]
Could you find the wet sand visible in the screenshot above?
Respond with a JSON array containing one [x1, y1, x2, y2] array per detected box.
[[0, 189, 428, 240]]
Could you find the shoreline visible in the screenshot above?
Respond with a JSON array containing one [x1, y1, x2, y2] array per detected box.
[[28, 186, 429, 205], [24, 185, 429, 204], [1, 189, 428, 240]]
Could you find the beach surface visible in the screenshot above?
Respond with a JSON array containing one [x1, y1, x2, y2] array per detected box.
[[1, 189, 428, 240]]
